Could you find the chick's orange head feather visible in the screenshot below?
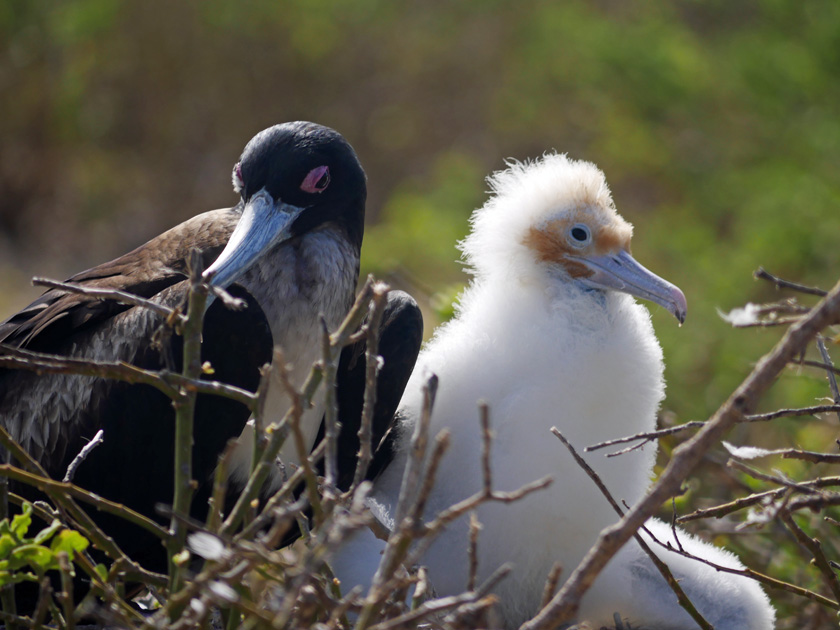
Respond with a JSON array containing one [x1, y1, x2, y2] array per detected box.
[[523, 208, 633, 279]]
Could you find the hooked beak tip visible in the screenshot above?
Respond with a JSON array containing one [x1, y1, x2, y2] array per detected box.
[[670, 288, 688, 325], [575, 249, 688, 326]]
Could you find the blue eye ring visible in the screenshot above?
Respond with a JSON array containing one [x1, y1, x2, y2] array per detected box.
[[568, 223, 592, 247]]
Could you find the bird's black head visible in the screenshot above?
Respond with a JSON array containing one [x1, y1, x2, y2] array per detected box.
[[204, 122, 366, 291], [232, 121, 367, 250]]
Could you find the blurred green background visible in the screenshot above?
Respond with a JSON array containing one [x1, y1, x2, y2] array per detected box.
[[2, 1, 839, 624]]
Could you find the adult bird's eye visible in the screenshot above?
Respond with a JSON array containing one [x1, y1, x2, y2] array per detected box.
[[301, 165, 330, 193], [569, 224, 591, 247]]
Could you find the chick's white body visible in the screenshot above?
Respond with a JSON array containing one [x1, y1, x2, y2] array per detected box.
[[331, 154, 774, 629], [379, 284, 664, 621]]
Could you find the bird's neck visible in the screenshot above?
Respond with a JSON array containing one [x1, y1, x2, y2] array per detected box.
[[228, 227, 359, 488], [469, 274, 617, 341], [240, 227, 359, 341]]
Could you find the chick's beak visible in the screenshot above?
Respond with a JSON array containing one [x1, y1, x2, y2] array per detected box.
[[573, 249, 687, 324]]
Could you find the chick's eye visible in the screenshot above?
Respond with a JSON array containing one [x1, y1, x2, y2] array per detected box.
[[569, 224, 591, 247], [301, 165, 330, 193]]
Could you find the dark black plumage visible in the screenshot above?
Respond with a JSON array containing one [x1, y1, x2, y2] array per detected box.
[[53, 285, 272, 567], [327, 289, 424, 491]]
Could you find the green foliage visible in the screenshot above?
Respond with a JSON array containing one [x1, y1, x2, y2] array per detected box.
[[0, 503, 89, 586], [361, 151, 484, 285]]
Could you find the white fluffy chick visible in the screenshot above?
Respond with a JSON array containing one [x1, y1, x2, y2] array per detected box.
[[331, 154, 775, 630]]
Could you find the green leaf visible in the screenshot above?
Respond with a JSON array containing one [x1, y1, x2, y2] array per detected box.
[[9, 544, 55, 573], [0, 569, 38, 587], [33, 520, 62, 545], [0, 534, 16, 559], [50, 530, 89, 559], [10, 504, 33, 539]]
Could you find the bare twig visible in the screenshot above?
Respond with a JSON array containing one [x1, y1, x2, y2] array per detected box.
[[394, 374, 437, 530], [678, 476, 840, 522], [234, 440, 326, 543], [585, 421, 705, 455], [356, 390, 553, 630], [796, 359, 840, 378], [726, 445, 840, 464], [168, 250, 209, 599], [32, 276, 182, 321], [641, 519, 840, 610], [479, 403, 492, 493], [782, 450, 840, 464], [220, 278, 378, 538], [780, 512, 840, 604], [352, 282, 389, 489], [56, 553, 75, 630], [321, 316, 340, 497], [405, 465, 551, 578], [354, 375, 439, 630], [0, 345, 257, 410], [467, 512, 482, 592], [551, 428, 712, 629], [784, 494, 840, 513], [1, 467, 169, 569], [369, 592, 496, 630], [727, 459, 826, 496], [206, 439, 238, 534], [0, 425, 168, 545], [276, 352, 325, 525], [62, 430, 104, 483], [754, 267, 828, 297], [816, 336, 840, 423], [207, 284, 247, 310], [539, 563, 563, 610], [744, 404, 840, 423]]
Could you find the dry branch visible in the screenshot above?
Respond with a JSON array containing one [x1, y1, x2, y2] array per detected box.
[[754, 267, 828, 297], [551, 428, 712, 629]]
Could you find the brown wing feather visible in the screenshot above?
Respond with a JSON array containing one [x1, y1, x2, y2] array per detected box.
[[0, 208, 240, 351], [0, 206, 245, 467]]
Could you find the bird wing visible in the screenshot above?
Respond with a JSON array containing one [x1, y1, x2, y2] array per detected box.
[[0, 218, 273, 576], [0, 208, 240, 351], [0, 207, 255, 471], [328, 290, 423, 491]]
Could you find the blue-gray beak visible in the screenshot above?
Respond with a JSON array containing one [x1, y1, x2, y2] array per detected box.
[[204, 188, 305, 289], [574, 249, 687, 324]]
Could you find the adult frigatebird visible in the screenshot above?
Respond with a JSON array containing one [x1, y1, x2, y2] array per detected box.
[[0, 122, 422, 583]]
